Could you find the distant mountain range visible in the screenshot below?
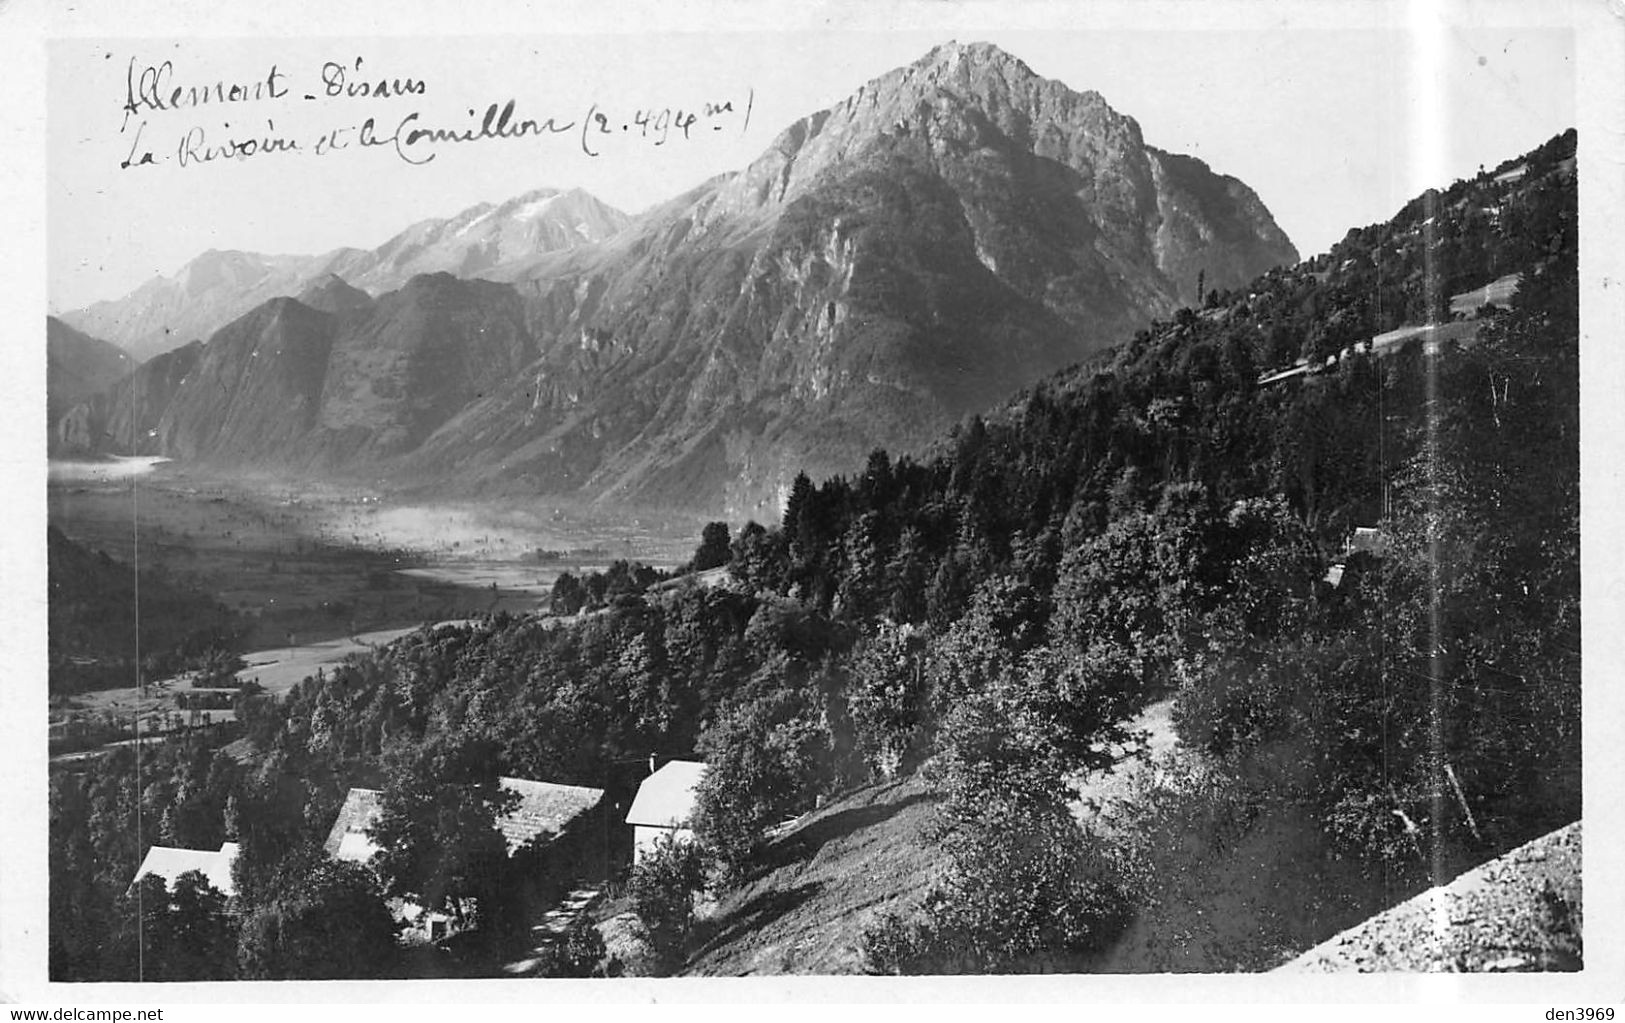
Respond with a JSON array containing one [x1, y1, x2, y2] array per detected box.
[[53, 41, 1299, 516], [58, 188, 630, 364]]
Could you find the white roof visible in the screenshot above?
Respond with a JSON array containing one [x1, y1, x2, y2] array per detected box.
[[625, 760, 707, 828], [132, 842, 239, 896], [336, 829, 381, 864], [323, 788, 383, 863]]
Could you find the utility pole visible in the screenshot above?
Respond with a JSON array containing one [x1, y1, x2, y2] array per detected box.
[[132, 469, 145, 982]]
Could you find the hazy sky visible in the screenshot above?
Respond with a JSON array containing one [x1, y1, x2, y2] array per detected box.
[[46, 4, 1576, 312]]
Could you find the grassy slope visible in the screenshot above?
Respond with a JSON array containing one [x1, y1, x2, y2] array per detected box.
[[672, 698, 1573, 976], [682, 774, 944, 976], [678, 700, 1172, 976]]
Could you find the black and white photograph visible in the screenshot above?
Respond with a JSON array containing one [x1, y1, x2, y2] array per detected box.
[[7, 0, 1621, 1007]]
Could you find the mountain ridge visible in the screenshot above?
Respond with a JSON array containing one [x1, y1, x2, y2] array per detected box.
[[59, 189, 631, 363], [56, 41, 1299, 515], [46, 317, 135, 433]]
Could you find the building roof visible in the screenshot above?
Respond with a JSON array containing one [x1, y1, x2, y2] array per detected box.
[[323, 787, 383, 863], [625, 759, 707, 828], [323, 778, 605, 863], [496, 777, 606, 852], [132, 842, 239, 896], [1348, 527, 1390, 556]]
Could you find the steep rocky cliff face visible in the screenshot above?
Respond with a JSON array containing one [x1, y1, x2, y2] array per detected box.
[[311, 273, 538, 464], [56, 43, 1297, 516], [450, 41, 1299, 514]]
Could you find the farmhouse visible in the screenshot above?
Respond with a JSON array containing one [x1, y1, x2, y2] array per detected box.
[[625, 759, 707, 865], [323, 776, 609, 939], [1347, 526, 1390, 557], [323, 787, 385, 864], [131, 841, 239, 896], [323, 777, 607, 862]]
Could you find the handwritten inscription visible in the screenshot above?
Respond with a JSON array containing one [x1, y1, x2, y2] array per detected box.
[[320, 57, 427, 99], [123, 59, 290, 125], [175, 122, 300, 167], [115, 54, 754, 172]]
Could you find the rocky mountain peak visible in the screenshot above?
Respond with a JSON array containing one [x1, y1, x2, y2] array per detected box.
[[296, 273, 374, 315], [916, 39, 1040, 87], [177, 249, 271, 297], [706, 40, 1151, 227]]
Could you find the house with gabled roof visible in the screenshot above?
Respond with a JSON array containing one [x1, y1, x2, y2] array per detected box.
[[625, 759, 707, 866], [323, 787, 385, 865], [323, 776, 609, 941], [494, 777, 607, 854], [323, 778, 606, 863], [131, 841, 239, 897]]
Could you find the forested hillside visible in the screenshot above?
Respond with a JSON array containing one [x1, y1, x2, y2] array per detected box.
[[47, 129, 1577, 979], [48, 527, 243, 695]]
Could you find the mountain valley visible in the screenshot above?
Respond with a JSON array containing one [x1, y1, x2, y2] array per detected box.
[[56, 42, 1297, 517]]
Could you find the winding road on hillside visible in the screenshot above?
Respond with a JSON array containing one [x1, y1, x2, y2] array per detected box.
[[1256, 273, 1521, 386]]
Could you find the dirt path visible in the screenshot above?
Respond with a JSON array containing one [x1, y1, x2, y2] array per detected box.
[[1257, 273, 1519, 387], [501, 885, 604, 976]]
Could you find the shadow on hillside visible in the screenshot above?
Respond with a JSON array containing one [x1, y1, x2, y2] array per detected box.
[[748, 786, 936, 879], [690, 881, 825, 961]]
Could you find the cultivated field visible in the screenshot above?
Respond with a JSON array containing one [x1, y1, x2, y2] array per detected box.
[[48, 463, 705, 651]]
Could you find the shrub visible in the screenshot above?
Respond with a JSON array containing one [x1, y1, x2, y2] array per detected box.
[[694, 685, 833, 877], [861, 803, 1130, 974], [924, 801, 1130, 972], [859, 909, 929, 975], [533, 916, 607, 978], [627, 831, 706, 973]]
